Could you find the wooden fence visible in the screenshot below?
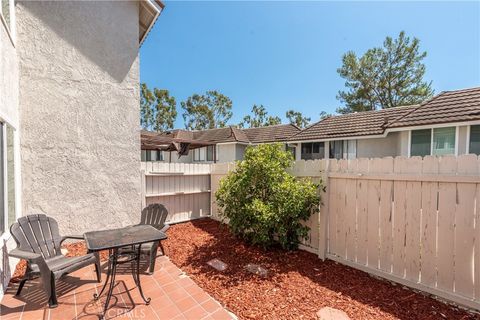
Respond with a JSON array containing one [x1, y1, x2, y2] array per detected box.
[[209, 155, 480, 310], [141, 162, 211, 224]]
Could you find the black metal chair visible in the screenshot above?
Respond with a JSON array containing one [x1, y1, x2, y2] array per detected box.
[[9, 214, 101, 308], [121, 204, 169, 274]]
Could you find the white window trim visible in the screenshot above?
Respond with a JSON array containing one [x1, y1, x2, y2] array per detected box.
[[467, 125, 471, 154], [409, 126, 458, 157]]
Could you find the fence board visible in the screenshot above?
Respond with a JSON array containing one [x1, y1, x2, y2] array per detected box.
[[379, 157, 394, 273]]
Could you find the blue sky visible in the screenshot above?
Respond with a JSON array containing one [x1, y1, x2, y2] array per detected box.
[[140, 1, 480, 128]]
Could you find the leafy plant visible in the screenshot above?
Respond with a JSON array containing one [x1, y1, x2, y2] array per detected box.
[[215, 144, 321, 250]]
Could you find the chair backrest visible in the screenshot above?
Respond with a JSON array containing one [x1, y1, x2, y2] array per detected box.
[[10, 214, 62, 259], [140, 204, 169, 230]]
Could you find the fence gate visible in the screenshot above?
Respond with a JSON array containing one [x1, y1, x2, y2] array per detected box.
[[141, 162, 211, 224]]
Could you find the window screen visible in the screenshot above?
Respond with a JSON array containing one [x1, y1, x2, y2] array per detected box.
[[469, 125, 480, 155], [432, 127, 455, 156], [411, 129, 431, 157]]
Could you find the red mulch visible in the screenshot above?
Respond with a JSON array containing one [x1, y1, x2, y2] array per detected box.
[[163, 218, 479, 320], [8, 219, 479, 320]]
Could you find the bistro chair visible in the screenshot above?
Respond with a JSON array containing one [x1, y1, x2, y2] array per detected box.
[[9, 214, 101, 308], [120, 203, 169, 274]]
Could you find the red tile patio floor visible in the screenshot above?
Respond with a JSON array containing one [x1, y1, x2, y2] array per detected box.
[[0, 256, 236, 320]]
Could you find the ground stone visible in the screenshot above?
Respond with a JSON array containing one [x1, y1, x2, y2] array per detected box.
[[207, 258, 228, 271], [245, 263, 268, 278], [316, 307, 351, 320]]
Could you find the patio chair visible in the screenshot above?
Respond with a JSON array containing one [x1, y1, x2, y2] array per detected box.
[[9, 214, 101, 308], [120, 203, 170, 274]]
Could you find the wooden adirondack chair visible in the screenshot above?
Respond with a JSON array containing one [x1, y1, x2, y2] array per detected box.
[[9, 214, 101, 308], [120, 203, 169, 274]]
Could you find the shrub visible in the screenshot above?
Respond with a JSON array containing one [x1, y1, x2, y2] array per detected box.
[[215, 143, 321, 250]]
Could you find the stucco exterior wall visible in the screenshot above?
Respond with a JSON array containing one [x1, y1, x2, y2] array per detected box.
[[356, 132, 401, 158], [0, 9, 20, 295], [458, 125, 468, 155], [16, 1, 141, 235]]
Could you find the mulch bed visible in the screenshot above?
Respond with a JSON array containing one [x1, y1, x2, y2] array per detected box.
[[163, 218, 479, 320], [9, 219, 479, 320]]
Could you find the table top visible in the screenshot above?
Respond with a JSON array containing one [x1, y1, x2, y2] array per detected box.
[[84, 225, 167, 251]]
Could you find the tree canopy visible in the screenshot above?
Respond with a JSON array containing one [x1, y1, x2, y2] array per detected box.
[[181, 91, 233, 130], [239, 105, 281, 128], [336, 31, 434, 114], [286, 110, 311, 128], [140, 83, 177, 132]]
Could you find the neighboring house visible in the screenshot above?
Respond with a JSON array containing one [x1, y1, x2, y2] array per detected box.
[[0, 0, 163, 294], [289, 87, 480, 160], [142, 124, 301, 163]]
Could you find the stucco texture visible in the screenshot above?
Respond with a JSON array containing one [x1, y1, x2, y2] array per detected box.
[[16, 1, 141, 234]]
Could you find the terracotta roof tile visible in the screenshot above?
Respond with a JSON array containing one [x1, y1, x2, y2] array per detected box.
[[243, 124, 301, 143], [289, 105, 416, 141]]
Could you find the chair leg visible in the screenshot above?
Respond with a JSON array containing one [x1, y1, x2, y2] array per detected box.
[[148, 254, 156, 275], [94, 257, 102, 283], [159, 241, 165, 256], [48, 274, 58, 308], [15, 278, 28, 296]]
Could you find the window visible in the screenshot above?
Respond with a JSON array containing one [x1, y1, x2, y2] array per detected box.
[[206, 145, 214, 161], [6, 125, 14, 229], [410, 129, 431, 157], [0, 123, 16, 236], [141, 150, 163, 162], [285, 144, 296, 158], [1, 0, 11, 31], [432, 127, 456, 156], [329, 140, 356, 159], [301, 142, 324, 160], [194, 146, 216, 162], [469, 125, 480, 155]]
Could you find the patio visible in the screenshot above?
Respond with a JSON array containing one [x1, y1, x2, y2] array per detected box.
[[0, 255, 236, 320]]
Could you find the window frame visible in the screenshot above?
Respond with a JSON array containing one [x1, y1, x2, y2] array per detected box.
[[0, 119, 18, 240], [0, 0, 16, 46], [467, 124, 480, 155], [409, 126, 458, 157]]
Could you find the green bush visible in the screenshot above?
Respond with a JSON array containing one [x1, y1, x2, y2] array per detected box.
[[215, 143, 321, 250]]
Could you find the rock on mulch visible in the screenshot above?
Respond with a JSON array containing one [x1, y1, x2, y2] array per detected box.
[[163, 218, 479, 320]]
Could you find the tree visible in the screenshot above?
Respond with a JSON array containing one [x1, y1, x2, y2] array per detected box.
[[140, 83, 177, 131], [239, 105, 281, 128], [319, 111, 332, 120], [215, 144, 321, 250], [181, 91, 233, 130], [336, 31, 434, 114], [286, 110, 311, 128]]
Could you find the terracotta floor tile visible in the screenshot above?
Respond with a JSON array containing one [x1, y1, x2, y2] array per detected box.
[[1, 256, 236, 320], [174, 296, 197, 312], [183, 304, 209, 320], [200, 299, 221, 313], [210, 308, 234, 320]]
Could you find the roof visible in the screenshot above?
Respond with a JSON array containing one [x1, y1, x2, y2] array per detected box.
[[139, 0, 164, 46], [388, 87, 480, 128], [289, 105, 417, 141], [289, 86, 480, 142], [142, 124, 301, 150], [243, 123, 301, 143]]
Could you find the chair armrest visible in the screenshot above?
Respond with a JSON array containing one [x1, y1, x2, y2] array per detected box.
[[9, 248, 42, 261], [160, 224, 170, 233], [60, 235, 84, 245]]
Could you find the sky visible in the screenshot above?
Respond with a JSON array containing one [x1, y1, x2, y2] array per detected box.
[[140, 1, 480, 129]]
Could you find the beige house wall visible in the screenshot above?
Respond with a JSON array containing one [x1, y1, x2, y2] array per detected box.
[[356, 132, 400, 158], [16, 1, 142, 235]]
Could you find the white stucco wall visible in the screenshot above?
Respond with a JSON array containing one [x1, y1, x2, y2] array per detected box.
[[0, 4, 20, 295], [16, 1, 141, 235], [356, 132, 401, 158]]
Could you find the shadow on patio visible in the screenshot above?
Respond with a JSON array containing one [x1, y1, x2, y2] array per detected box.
[[1, 255, 235, 320]]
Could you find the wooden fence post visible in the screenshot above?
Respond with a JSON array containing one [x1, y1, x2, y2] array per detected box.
[[318, 159, 329, 260], [141, 169, 146, 208]]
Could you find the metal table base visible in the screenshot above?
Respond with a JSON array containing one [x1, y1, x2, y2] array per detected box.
[[93, 244, 150, 319]]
